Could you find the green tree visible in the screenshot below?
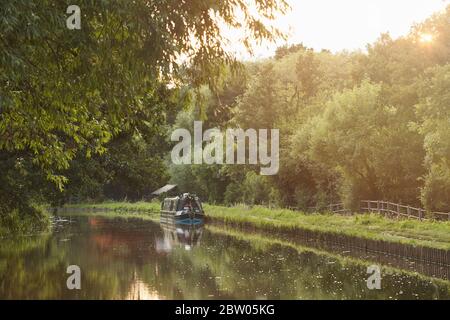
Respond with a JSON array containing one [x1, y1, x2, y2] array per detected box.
[[0, 0, 289, 215], [303, 81, 423, 210], [416, 64, 450, 212]]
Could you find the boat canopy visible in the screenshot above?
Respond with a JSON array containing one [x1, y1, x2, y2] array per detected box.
[[161, 194, 203, 212], [152, 184, 177, 196]]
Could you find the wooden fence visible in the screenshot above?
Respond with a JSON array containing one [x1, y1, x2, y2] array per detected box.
[[295, 200, 450, 221], [361, 200, 424, 220], [361, 200, 450, 221]]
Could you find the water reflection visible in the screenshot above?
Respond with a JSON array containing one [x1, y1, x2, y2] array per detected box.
[[126, 276, 162, 300], [0, 216, 448, 300], [156, 221, 204, 253]]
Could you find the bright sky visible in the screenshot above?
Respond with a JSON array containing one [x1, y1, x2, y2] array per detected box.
[[234, 0, 449, 59]]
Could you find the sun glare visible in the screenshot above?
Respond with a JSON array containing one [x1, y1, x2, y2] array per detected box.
[[419, 33, 434, 43]]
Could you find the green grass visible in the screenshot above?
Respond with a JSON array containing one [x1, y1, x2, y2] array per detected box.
[[61, 209, 160, 221], [65, 201, 160, 212], [62, 201, 160, 220], [64, 201, 450, 250], [0, 204, 50, 237]]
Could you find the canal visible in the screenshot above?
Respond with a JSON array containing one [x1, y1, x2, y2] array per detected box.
[[0, 215, 449, 299]]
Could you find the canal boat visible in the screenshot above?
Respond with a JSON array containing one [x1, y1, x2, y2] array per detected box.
[[160, 193, 205, 225]]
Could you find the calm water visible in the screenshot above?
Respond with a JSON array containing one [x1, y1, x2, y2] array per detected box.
[[0, 215, 449, 300]]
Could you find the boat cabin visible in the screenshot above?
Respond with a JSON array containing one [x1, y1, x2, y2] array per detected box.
[[160, 193, 204, 223]]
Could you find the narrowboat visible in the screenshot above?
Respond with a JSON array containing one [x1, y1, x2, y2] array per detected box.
[[160, 193, 205, 224]]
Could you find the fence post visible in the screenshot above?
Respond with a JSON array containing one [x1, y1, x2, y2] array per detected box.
[[407, 206, 411, 218], [418, 209, 423, 221], [397, 203, 400, 218]]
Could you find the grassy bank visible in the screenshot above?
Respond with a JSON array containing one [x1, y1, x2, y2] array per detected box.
[[0, 205, 50, 237], [63, 202, 450, 250], [207, 225, 450, 285]]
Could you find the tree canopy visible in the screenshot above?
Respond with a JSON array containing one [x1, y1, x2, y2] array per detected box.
[[0, 0, 288, 214], [169, 6, 450, 213], [2, 2, 449, 218]]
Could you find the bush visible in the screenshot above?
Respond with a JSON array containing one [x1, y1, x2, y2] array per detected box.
[[0, 204, 50, 236]]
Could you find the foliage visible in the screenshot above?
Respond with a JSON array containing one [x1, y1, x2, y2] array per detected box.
[[416, 64, 450, 211], [2, 2, 450, 229], [179, 6, 450, 212], [0, 0, 289, 226], [0, 204, 49, 236]]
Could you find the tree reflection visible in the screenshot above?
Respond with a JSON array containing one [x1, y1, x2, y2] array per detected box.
[[0, 216, 448, 299]]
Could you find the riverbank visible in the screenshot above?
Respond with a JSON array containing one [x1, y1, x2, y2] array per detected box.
[[62, 201, 450, 250], [207, 225, 450, 282], [0, 205, 50, 237]]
